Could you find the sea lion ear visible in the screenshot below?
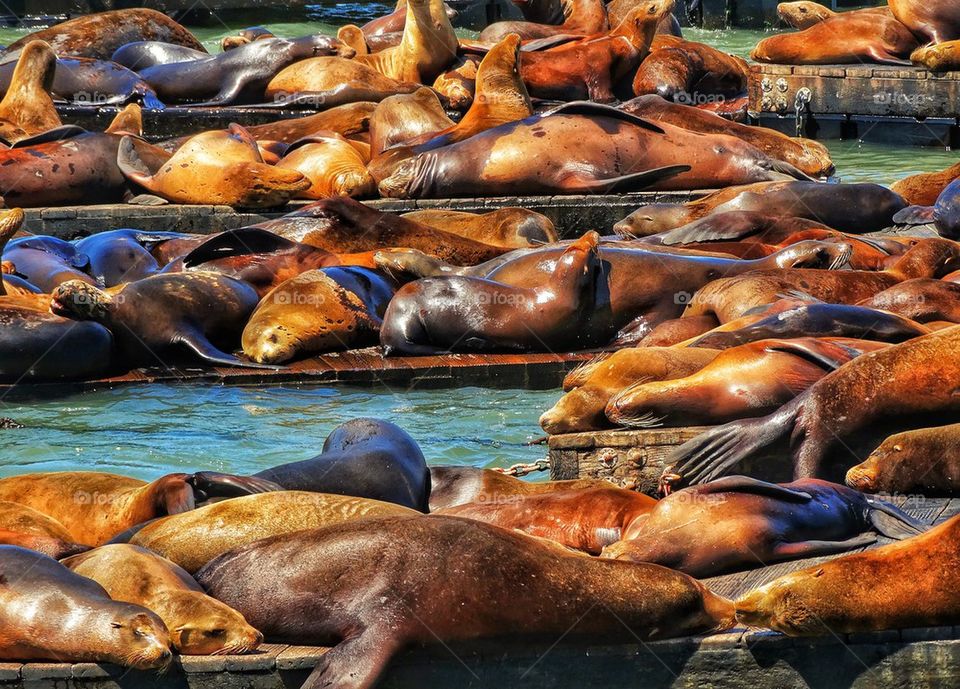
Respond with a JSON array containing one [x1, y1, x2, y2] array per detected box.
[[155, 475, 196, 515]]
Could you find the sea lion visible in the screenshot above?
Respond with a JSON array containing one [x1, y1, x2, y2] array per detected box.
[[607, 0, 683, 33], [5, 9, 205, 60], [361, 0, 458, 39], [219, 26, 276, 51], [539, 346, 719, 434], [480, 0, 609, 41], [117, 124, 309, 207], [735, 513, 960, 635], [777, 1, 835, 28], [846, 424, 960, 495], [400, 208, 557, 249], [605, 338, 877, 428], [0, 41, 59, 144], [621, 94, 834, 178], [127, 491, 418, 573], [858, 278, 960, 323], [431, 55, 478, 109], [276, 133, 376, 199], [664, 325, 960, 488], [615, 181, 909, 236], [265, 56, 421, 108], [196, 514, 737, 689], [889, 0, 960, 43], [602, 477, 926, 577], [368, 87, 453, 157], [0, 472, 201, 546], [911, 40, 960, 72], [751, 11, 919, 65], [891, 162, 960, 206], [0, 501, 89, 558], [0, 546, 172, 667], [111, 40, 207, 70], [893, 178, 960, 240], [435, 485, 656, 553], [73, 229, 186, 287], [429, 466, 613, 510], [64, 544, 263, 655], [253, 197, 508, 265], [380, 231, 604, 354], [52, 272, 263, 370], [138, 36, 353, 106], [633, 35, 749, 101], [241, 267, 396, 363]]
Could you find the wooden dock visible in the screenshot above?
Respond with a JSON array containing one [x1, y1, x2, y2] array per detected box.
[[2, 497, 958, 689], [748, 62, 960, 146]]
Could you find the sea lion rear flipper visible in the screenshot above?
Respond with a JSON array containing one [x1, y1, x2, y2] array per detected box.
[[9, 124, 85, 147], [181, 228, 297, 268], [866, 498, 931, 539], [690, 475, 813, 502], [772, 533, 877, 559], [140, 91, 166, 111], [189, 471, 284, 499], [302, 630, 399, 689], [176, 329, 284, 370], [892, 205, 936, 226], [565, 165, 691, 193], [544, 100, 667, 134]]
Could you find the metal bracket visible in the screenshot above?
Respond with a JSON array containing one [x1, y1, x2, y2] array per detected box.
[[795, 87, 812, 137]]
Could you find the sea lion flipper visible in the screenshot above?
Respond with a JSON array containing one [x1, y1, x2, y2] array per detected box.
[[691, 475, 813, 502], [302, 630, 398, 689], [9, 124, 85, 148], [762, 339, 854, 372], [866, 498, 930, 539], [181, 228, 296, 268], [127, 194, 169, 206], [565, 165, 691, 193], [892, 205, 936, 226], [189, 471, 284, 499], [175, 330, 284, 370], [772, 533, 877, 560], [544, 100, 667, 134]]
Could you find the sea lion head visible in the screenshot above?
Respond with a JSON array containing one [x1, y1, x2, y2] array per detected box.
[[223, 161, 311, 208], [105, 607, 173, 669], [378, 153, 430, 198], [611, 0, 676, 48], [846, 437, 906, 493], [735, 574, 826, 635], [789, 139, 835, 178], [773, 239, 852, 270], [614, 204, 692, 237], [51, 280, 113, 321], [165, 591, 264, 655], [221, 26, 275, 51], [777, 1, 833, 29]]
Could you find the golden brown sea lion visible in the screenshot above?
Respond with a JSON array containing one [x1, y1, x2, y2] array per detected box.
[[265, 56, 421, 107], [0, 41, 61, 144], [432, 55, 478, 109], [0, 501, 89, 558], [0, 472, 198, 547], [777, 1, 835, 28], [429, 466, 614, 510], [276, 133, 376, 199], [736, 513, 960, 635], [64, 544, 263, 655], [368, 87, 453, 157], [892, 162, 960, 206], [399, 208, 557, 248], [127, 491, 417, 573], [356, 0, 458, 83], [846, 424, 960, 496], [117, 123, 309, 207]]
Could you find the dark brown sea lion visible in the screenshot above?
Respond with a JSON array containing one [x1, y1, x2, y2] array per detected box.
[[889, 0, 960, 43], [891, 162, 960, 206], [253, 197, 508, 265], [539, 346, 719, 434], [615, 181, 909, 236], [480, 0, 609, 41], [2, 242, 95, 292], [664, 325, 960, 488], [64, 544, 263, 655], [429, 466, 613, 510], [0, 545, 172, 667], [127, 492, 417, 573], [368, 87, 452, 157], [196, 514, 737, 689], [621, 94, 834, 177], [0, 501, 89, 558], [894, 178, 960, 240], [361, 0, 458, 39], [608, 0, 682, 33], [751, 11, 919, 65], [606, 337, 883, 428], [857, 278, 960, 323], [435, 485, 656, 553], [602, 477, 926, 577], [380, 231, 603, 354], [735, 513, 960, 635], [633, 35, 749, 101], [51, 272, 264, 370], [72, 229, 185, 287], [5, 9, 205, 60], [400, 208, 557, 248], [0, 472, 200, 546], [241, 267, 396, 363], [846, 424, 960, 496], [0, 41, 59, 144], [138, 36, 352, 106]]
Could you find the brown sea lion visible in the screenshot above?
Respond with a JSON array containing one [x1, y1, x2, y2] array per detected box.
[[777, 1, 835, 28], [127, 491, 417, 573], [605, 338, 877, 428], [64, 544, 263, 655], [0, 546, 172, 667], [117, 124, 309, 207], [0, 472, 199, 546], [265, 56, 421, 108], [633, 35, 749, 101], [911, 41, 960, 71], [368, 87, 453, 157], [539, 346, 719, 434], [0, 41, 60, 144], [889, 0, 960, 43], [276, 133, 376, 199], [891, 162, 960, 206], [429, 466, 612, 510], [615, 181, 908, 236], [0, 501, 89, 558], [602, 477, 926, 577], [400, 208, 557, 248], [198, 515, 737, 688], [219, 26, 275, 51], [607, 0, 682, 32], [857, 278, 960, 323], [846, 424, 960, 496], [242, 267, 396, 364], [751, 11, 919, 65], [621, 94, 834, 177], [480, 0, 609, 41], [432, 55, 478, 109], [664, 325, 960, 488], [735, 513, 960, 635], [51, 272, 263, 370], [361, 0, 458, 39], [435, 485, 657, 553], [636, 314, 720, 345], [5, 9, 205, 60]]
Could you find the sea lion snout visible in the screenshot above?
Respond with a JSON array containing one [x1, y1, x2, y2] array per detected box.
[[117, 611, 173, 669]]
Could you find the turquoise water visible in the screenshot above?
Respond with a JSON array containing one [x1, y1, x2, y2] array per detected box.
[[0, 385, 556, 479]]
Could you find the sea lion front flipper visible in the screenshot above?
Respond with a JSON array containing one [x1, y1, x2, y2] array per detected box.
[[772, 533, 877, 560], [866, 498, 931, 539], [181, 228, 297, 268], [175, 328, 284, 370], [544, 100, 667, 134], [9, 124, 85, 147], [564, 165, 691, 193], [691, 475, 813, 502], [189, 471, 284, 499], [893, 205, 936, 225], [302, 630, 400, 689], [658, 212, 767, 246]]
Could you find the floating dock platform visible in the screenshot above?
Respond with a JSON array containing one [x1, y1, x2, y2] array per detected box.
[[2, 496, 957, 689], [749, 62, 960, 146]]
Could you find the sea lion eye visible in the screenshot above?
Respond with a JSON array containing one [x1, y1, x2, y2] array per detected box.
[[205, 629, 226, 637], [110, 622, 123, 629], [133, 629, 146, 638]]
